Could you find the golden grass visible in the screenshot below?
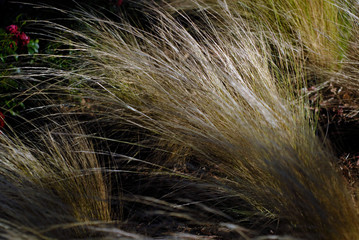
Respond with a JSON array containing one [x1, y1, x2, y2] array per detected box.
[[2, 0, 359, 239], [159, 0, 353, 69], [0, 125, 111, 238]]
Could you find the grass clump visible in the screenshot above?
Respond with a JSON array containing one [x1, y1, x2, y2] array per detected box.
[[2, 1, 359, 239]]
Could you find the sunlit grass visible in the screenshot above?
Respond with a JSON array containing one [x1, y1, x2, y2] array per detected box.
[[1, 1, 359, 239]]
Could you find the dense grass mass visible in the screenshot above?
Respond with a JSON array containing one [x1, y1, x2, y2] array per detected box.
[[1, 0, 359, 239]]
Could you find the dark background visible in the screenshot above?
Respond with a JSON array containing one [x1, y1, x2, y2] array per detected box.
[[0, 0, 122, 27]]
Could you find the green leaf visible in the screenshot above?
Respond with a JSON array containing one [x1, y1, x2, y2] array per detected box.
[[15, 14, 23, 23], [27, 39, 40, 54], [9, 109, 16, 116]]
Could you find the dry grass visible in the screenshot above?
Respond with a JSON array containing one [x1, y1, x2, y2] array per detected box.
[[0, 124, 111, 238], [158, 0, 353, 67], [2, 0, 359, 239]]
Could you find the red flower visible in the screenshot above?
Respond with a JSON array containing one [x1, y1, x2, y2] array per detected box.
[[116, 0, 123, 6], [5, 25, 20, 48], [5, 25, 31, 52], [18, 32, 30, 47], [0, 112, 4, 130], [5, 25, 18, 34]]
